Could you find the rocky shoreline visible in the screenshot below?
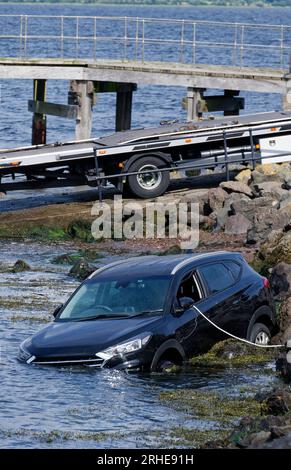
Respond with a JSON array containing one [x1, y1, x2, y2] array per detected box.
[[0, 162, 290, 449]]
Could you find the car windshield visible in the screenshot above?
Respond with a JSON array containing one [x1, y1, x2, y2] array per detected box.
[[57, 275, 170, 321]]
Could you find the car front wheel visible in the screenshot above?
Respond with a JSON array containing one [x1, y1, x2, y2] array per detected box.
[[249, 323, 271, 345]]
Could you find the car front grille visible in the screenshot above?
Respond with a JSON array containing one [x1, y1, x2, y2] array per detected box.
[[32, 356, 105, 367]]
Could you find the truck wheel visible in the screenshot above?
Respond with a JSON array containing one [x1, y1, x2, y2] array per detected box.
[[126, 156, 170, 198]]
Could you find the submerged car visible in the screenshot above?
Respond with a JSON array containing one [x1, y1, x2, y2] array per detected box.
[[18, 252, 277, 371]]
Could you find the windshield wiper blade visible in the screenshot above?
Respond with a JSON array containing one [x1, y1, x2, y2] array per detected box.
[[129, 309, 163, 317], [76, 314, 127, 321]]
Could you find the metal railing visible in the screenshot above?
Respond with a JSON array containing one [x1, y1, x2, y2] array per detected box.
[[0, 14, 290, 70]]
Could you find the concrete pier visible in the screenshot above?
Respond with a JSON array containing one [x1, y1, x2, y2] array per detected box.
[[0, 13, 291, 140]]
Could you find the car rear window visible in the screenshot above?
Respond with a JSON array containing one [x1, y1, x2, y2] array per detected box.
[[198, 263, 235, 294], [223, 261, 241, 281]]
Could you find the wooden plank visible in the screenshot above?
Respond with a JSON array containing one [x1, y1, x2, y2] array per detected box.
[[28, 100, 78, 119], [32, 79, 46, 145]]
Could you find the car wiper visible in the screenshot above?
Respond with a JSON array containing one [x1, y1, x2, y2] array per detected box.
[[129, 309, 163, 318], [76, 314, 130, 322]]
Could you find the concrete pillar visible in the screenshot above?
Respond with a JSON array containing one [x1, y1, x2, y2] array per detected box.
[[283, 76, 291, 111], [32, 79, 46, 145], [224, 90, 241, 116], [115, 84, 135, 132], [187, 87, 203, 121], [71, 80, 94, 140]]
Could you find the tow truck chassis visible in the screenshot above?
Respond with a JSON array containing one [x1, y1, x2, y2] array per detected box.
[[0, 111, 291, 200]]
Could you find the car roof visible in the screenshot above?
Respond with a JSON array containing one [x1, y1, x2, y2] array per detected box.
[[90, 251, 242, 279]]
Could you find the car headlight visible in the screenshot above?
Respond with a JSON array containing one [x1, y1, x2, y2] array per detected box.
[[96, 333, 151, 360], [18, 338, 35, 364]]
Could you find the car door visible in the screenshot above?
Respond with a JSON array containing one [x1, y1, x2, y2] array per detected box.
[[172, 269, 204, 357], [192, 260, 245, 353]]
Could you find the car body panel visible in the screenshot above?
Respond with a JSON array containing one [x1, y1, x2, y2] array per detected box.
[[18, 252, 276, 370]]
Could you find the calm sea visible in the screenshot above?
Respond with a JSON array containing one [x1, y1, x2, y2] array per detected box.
[[0, 4, 291, 148]]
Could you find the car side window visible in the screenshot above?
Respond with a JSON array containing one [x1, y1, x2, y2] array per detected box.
[[177, 271, 201, 303], [198, 263, 235, 294], [223, 261, 241, 281]]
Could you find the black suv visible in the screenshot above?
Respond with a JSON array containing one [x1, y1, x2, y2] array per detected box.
[[18, 252, 277, 371]]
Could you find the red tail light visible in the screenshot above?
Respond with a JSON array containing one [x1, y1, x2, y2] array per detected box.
[[262, 277, 270, 289]]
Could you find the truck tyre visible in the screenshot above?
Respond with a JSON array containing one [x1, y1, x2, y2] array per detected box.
[[126, 155, 170, 198]]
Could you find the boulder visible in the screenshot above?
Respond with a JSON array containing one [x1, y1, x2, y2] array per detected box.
[[251, 163, 291, 185], [207, 187, 228, 212], [210, 206, 230, 230], [279, 195, 291, 209], [284, 177, 291, 190], [246, 208, 290, 245], [220, 180, 253, 197], [11, 259, 31, 273], [253, 181, 289, 202], [235, 169, 252, 185], [262, 389, 291, 416], [251, 228, 291, 272], [270, 263, 291, 299], [224, 213, 252, 235], [230, 196, 279, 223], [199, 215, 216, 230], [69, 258, 95, 281]]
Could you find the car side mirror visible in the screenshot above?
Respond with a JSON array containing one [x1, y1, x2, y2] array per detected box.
[[179, 297, 194, 311], [175, 297, 194, 315], [53, 304, 63, 318]]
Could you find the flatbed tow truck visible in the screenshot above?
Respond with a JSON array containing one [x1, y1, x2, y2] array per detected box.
[[0, 111, 291, 199]]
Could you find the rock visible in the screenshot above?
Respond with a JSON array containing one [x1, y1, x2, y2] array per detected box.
[[224, 213, 252, 235], [252, 163, 291, 184], [209, 193, 243, 230], [249, 431, 271, 447], [235, 169, 252, 185], [207, 187, 228, 212], [279, 196, 291, 210], [159, 245, 183, 256], [251, 228, 291, 274], [270, 263, 291, 299], [0, 192, 5, 199], [284, 177, 291, 190], [210, 206, 230, 230], [220, 180, 254, 197], [271, 425, 291, 439], [11, 259, 31, 273], [52, 254, 75, 265], [253, 181, 289, 201], [259, 433, 291, 448], [263, 390, 291, 416], [275, 297, 291, 344], [69, 258, 95, 281], [230, 196, 278, 223], [199, 215, 216, 230], [228, 163, 248, 171], [246, 208, 290, 245]]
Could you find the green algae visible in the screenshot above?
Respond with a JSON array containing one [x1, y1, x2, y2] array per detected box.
[[189, 339, 276, 368], [0, 427, 120, 444], [52, 249, 104, 265], [160, 389, 262, 425]]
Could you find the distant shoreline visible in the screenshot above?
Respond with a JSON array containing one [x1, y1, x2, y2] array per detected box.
[[0, 2, 290, 9]]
